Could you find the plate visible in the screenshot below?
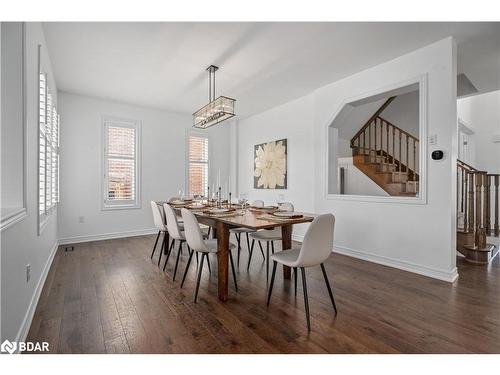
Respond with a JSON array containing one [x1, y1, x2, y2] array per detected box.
[[273, 212, 301, 218], [170, 200, 185, 205], [209, 208, 230, 214], [187, 203, 206, 209]]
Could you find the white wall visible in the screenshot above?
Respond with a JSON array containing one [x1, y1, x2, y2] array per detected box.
[[381, 90, 419, 138], [236, 38, 458, 282], [1, 23, 24, 218], [235, 94, 315, 239], [1, 23, 59, 343], [337, 157, 389, 196], [457, 90, 500, 174], [315, 38, 457, 281], [57, 92, 231, 243]]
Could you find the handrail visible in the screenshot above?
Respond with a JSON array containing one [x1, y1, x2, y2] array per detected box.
[[377, 116, 418, 144], [350, 96, 396, 146], [457, 159, 487, 174]]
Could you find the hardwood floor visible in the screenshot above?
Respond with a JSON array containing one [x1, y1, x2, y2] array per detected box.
[[26, 234, 500, 353]]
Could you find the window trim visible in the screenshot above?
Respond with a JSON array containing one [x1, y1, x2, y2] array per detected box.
[[185, 129, 211, 197], [101, 115, 142, 211]]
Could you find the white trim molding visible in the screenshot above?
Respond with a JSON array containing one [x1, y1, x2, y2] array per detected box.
[[15, 240, 59, 349], [59, 228, 157, 245], [324, 74, 428, 205], [291, 233, 458, 283]]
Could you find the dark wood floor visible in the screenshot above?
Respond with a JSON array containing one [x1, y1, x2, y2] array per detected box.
[[26, 234, 500, 353]]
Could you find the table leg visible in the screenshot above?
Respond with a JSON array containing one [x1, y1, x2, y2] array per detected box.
[[281, 224, 292, 279], [216, 221, 229, 301]]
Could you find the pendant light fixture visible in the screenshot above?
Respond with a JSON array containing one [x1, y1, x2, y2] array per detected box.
[[193, 65, 236, 129]]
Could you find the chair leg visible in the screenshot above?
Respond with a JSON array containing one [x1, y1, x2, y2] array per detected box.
[[207, 227, 211, 237], [300, 268, 311, 332], [194, 253, 205, 303], [247, 239, 255, 271], [157, 233, 166, 266], [234, 233, 241, 268], [173, 241, 183, 280], [245, 233, 251, 255], [258, 240, 265, 259], [164, 238, 175, 268], [267, 261, 277, 306], [320, 263, 338, 315], [151, 231, 161, 259], [271, 240, 275, 254], [293, 267, 298, 297], [163, 238, 174, 271], [180, 249, 195, 288], [196, 252, 199, 265], [229, 250, 238, 292], [266, 242, 270, 281], [206, 254, 212, 274]]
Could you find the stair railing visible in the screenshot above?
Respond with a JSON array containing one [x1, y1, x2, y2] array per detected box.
[[350, 115, 419, 181], [457, 160, 499, 248]]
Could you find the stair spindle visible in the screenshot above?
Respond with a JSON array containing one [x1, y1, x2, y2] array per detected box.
[[398, 130, 402, 173], [413, 140, 417, 181], [485, 175, 491, 236], [385, 120, 389, 155], [494, 175, 499, 237], [468, 172, 475, 233], [380, 118, 383, 154], [392, 125, 395, 166]]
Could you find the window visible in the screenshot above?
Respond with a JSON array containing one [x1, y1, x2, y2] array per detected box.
[[188, 134, 209, 197], [38, 70, 60, 229], [102, 118, 141, 209]]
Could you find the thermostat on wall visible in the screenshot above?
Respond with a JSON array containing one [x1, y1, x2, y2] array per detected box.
[[431, 150, 444, 160]]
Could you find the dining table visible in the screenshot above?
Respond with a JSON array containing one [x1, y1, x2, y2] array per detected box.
[[166, 202, 315, 302]]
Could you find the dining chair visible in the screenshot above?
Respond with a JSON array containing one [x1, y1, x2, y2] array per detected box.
[[247, 202, 295, 279], [267, 213, 338, 331], [150, 201, 169, 266], [230, 199, 266, 267], [180, 208, 238, 302], [163, 203, 192, 281]]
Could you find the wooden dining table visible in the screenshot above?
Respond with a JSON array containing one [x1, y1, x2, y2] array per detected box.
[[167, 203, 315, 302]]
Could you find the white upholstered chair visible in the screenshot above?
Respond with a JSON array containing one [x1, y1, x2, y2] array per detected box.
[[150, 201, 169, 266], [247, 201, 295, 278], [163, 203, 193, 281], [267, 213, 338, 331], [230, 199, 265, 267], [180, 208, 238, 302]]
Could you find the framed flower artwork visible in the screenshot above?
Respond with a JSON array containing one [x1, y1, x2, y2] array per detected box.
[[253, 139, 287, 189]]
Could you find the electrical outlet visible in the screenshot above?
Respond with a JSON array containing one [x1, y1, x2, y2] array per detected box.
[[26, 264, 31, 283], [78, 216, 85, 223], [428, 134, 437, 145]]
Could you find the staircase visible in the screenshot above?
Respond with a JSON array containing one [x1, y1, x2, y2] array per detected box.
[[350, 97, 420, 197], [457, 159, 499, 264]]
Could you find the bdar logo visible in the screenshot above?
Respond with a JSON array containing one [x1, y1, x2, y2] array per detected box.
[[1, 340, 17, 354]]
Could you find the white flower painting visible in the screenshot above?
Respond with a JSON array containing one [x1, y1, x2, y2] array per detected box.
[[254, 139, 287, 189]]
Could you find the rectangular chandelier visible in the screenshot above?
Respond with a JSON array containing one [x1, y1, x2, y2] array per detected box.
[[193, 96, 236, 129], [193, 65, 236, 129]]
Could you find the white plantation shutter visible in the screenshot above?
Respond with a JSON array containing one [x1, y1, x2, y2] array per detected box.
[[103, 119, 141, 209], [38, 71, 60, 226], [39, 73, 47, 215], [188, 135, 209, 196]]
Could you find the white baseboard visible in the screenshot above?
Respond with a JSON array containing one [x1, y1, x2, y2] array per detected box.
[[58, 228, 158, 245], [14, 240, 59, 349], [291, 234, 458, 283]]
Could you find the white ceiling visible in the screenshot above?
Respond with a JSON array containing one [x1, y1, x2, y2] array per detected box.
[[42, 22, 500, 119]]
